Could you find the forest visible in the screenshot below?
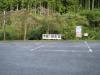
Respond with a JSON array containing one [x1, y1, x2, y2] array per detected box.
[[0, 0, 100, 40]]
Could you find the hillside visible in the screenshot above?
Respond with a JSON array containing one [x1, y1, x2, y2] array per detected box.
[[0, 0, 100, 40]]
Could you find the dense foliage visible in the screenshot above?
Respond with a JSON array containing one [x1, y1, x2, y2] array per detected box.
[[0, 0, 100, 40], [0, 0, 100, 12]]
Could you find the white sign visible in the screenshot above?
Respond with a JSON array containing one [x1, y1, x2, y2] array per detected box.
[[76, 26, 82, 38], [84, 33, 88, 36], [42, 34, 62, 40]]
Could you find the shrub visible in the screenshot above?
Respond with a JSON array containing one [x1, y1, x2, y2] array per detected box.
[[80, 10, 100, 27], [0, 31, 3, 40], [28, 27, 43, 40]]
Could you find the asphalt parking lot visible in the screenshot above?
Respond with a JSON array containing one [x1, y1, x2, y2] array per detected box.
[[0, 41, 100, 75]]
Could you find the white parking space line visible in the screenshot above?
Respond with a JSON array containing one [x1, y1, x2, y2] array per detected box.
[[30, 45, 44, 51], [43, 45, 87, 48], [84, 41, 93, 53], [38, 50, 89, 53]]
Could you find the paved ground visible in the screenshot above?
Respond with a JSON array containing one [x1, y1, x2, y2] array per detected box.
[[0, 41, 100, 75]]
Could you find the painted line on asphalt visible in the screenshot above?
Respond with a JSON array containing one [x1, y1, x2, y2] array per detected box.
[[38, 49, 89, 53], [30, 45, 44, 51], [84, 41, 93, 53], [44, 45, 86, 48]]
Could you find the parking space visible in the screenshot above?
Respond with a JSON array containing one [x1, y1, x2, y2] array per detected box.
[[0, 41, 100, 75]]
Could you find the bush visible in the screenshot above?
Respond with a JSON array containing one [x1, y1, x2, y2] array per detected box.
[[0, 10, 99, 40], [0, 31, 3, 40], [82, 27, 100, 40], [0, 31, 14, 40], [28, 27, 43, 40], [80, 10, 100, 27], [61, 13, 89, 40]]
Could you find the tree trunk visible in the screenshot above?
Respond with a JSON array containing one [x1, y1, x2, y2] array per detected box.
[[48, 2, 49, 16], [40, 1, 42, 15], [10, 4, 13, 11], [16, 3, 19, 11], [97, 0, 99, 8], [24, 23, 27, 40], [24, 11, 27, 40], [34, 0, 37, 16], [3, 10, 6, 40], [88, 0, 90, 10], [92, 0, 94, 10]]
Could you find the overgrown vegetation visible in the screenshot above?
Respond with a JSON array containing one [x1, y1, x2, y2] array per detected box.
[[0, 0, 100, 40]]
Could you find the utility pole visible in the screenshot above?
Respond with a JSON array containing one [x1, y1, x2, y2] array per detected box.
[[3, 10, 6, 40]]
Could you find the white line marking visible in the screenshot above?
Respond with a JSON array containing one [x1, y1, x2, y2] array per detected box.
[[38, 50, 89, 53], [44, 45, 86, 48], [84, 41, 93, 53], [30, 45, 44, 51]]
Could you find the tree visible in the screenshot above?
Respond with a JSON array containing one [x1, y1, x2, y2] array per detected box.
[[3, 10, 6, 40], [92, 0, 94, 10]]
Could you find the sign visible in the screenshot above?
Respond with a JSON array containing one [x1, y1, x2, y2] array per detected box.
[[42, 34, 62, 40], [76, 26, 82, 38], [84, 33, 88, 36]]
